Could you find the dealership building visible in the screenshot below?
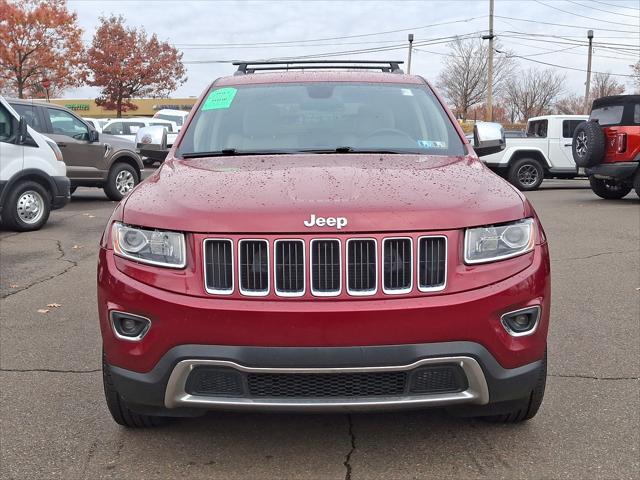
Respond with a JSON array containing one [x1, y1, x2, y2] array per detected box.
[[48, 97, 197, 118]]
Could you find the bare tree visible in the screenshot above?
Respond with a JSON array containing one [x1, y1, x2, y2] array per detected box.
[[630, 61, 639, 93], [502, 68, 565, 121], [555, 94, 585, 115], [436, 37, 514, 120], [590, 72, 625, 100]]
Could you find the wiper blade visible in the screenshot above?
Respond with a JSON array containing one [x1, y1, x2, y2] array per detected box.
[[180, 149, 292, 158], [298, 147, 410, 154], [181, 149, 239, 158]]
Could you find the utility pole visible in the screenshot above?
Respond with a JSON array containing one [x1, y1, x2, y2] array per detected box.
[[407, 34, 414, 74], [483, 0, 495, 122], [584, 30, 594, 114]]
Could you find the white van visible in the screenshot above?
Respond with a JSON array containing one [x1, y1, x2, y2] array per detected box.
[[152, 109, 189, 132], [0, 96, 70, 231]]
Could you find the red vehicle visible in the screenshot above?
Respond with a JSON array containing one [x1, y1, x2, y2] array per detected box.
[[98, 60, 550, 428], [572, 95, 640, 199]]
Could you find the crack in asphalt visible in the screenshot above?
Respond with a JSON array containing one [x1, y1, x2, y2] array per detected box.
[[555, 250, 638, 261], [343, 414, 356, 480], [0, 368, 100, 373], [1, 239, 79, 299], [548, 373, 639, 380]]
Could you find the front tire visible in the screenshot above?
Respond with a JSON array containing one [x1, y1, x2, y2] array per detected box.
[[103, 354, 165, 428], [0, 180, 51, 231], [482, 349, 547, 423], [508, 158, 544, 191], [103, 163, 138, 201], [589, 176, 632, 199]]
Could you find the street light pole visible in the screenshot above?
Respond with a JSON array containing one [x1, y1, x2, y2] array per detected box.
[[407, 34, 414, 74], [584, 30, 594, 114]]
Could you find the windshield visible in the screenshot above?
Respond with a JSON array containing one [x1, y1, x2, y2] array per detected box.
[[177, 82, 465, 157]]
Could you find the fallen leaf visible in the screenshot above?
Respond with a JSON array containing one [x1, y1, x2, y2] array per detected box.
[[47, 303, 62, 308], [10, 284, 19, 288], [72, 244, 84, 249], [37, 309, 50, 314]]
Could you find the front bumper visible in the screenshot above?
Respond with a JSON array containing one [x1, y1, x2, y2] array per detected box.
[[107, 342, 544, 413]]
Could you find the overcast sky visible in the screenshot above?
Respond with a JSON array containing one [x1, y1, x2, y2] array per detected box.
[[66, 0, 639, 99]]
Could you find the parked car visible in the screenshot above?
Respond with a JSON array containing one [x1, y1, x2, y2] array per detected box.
[[481, 115, 588, 190], [572, 95, 640, 199], [98, 60, 550, 428], [153, 109, 189, 131], [0, 96, 69, 231], [102, 117, 178, 145], [82, 117, 108, 133], [9, 100, 144, 201]]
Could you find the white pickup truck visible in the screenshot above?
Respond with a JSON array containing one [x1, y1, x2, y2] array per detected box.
[[482, 115, 588, 190]]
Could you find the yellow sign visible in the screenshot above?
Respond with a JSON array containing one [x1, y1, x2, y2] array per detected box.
[[48, 97, 198, 118]]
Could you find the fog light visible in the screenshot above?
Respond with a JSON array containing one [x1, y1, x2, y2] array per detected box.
[[500, 306, 540, 337], [110, 311, 151, 341]]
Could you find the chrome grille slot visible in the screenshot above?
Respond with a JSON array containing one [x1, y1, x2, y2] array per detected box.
[[275, 240, 305, 296], [383, 238, 412, 294], [311, 239, 341, 296], [347, 239, 377, 295], [204, 239, 233, 294], [418, 236, 447, 291], [239, 240, 269, 295]]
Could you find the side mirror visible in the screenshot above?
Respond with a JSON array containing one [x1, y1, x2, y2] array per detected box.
[[17, 117, 28, 144], [88, 129, 100, 143], [473, 122, 505, 157], [135, 125, 168, 163]]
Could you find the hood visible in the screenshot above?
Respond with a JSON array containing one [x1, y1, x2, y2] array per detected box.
[[122, 154, 527, 233]]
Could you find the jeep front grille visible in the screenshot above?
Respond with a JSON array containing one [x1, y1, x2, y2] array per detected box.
[[275, 240, 305, 296], [347, 239, 377, 295], [239, 240, 269, 295], [418, 236, 447, 291], [382, 238, 412, 294], [204, 239, 233, 294], [203, 235, 447, 297], [311, 239, 341, 295]]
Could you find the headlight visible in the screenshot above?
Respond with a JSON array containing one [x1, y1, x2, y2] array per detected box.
[[112, 222, 186, 268], [464, 218, 535, 264]]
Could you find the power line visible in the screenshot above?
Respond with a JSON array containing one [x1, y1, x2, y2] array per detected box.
[[500, 36, 635, 60], [182, 32, 485, 64], [533, 0, 639, 27], [495, 14, 640, 33], [495, 49, 636, 77], [565, 0, 640, 17], [586, 0, 640, 12], [498, 33, 640, 54], [173, 16, 487, 48]]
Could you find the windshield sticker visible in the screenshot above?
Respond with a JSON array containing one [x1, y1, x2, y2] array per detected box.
[[417, 139, 447, 149], [202, 88, 237, 111]]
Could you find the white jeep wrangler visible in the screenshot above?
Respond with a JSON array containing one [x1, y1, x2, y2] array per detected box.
[[481, 115, 588, 190]]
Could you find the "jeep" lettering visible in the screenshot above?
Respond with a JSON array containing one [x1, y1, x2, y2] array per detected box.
[[303, 214, 348, 230]]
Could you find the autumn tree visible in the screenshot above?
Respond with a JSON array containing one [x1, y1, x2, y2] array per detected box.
[[0, 0, 84, 98], [502, 68, 565, 121], [436, 37, 514, 120], [85, 16, 187, 117], [590, 72, 625, 100]]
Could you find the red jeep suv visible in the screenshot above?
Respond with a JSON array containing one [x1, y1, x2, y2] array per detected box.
[[98, 61, 550, 427], [572, 95, 640, 199]]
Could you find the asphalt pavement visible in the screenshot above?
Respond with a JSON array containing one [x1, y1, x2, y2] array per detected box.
[[1, 178, 638, 479]]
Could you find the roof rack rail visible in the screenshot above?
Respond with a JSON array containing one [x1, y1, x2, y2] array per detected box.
[[233, 60, 404, 75]]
